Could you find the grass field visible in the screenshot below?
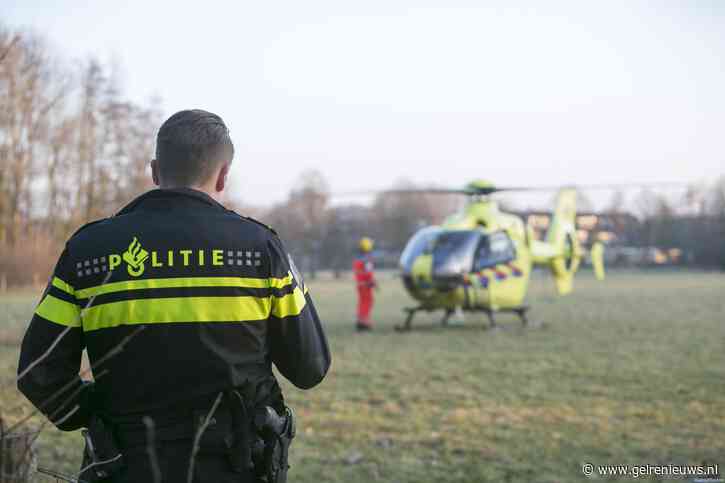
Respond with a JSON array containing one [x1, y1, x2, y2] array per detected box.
[[1, 269, 724, 482]]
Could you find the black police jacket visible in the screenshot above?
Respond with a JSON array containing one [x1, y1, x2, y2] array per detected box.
[[17, 188, 331, 430]]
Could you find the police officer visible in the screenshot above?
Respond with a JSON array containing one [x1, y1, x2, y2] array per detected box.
[[17, 109, 331, 482]]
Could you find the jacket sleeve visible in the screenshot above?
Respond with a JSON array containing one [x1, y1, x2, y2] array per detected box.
[[17, 246, 91, 431], [267, 236, 331, 389]]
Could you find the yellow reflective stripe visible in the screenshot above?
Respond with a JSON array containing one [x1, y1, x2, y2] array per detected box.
[[81, 296, 272, 332], [76, 276, 273, 299], [35, 294, 81, 328], [52, 276, 75, 295], [270, 273, 293, 289], [76, 275, 295, 299], [271, 286, 307, 319]]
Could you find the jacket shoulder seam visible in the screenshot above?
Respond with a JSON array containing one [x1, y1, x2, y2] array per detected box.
[[229, 212, 278, 237], [68, 218, 108, 240]]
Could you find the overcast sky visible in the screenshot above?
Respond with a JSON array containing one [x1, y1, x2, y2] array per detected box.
[[3, 1, 724, 208]]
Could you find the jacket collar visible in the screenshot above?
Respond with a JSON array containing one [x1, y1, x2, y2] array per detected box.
[[116, 188, 227, 216]]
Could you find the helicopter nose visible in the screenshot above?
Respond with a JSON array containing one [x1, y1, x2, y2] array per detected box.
[[430, 274, 465, 291], [416, 274, 432, 289]]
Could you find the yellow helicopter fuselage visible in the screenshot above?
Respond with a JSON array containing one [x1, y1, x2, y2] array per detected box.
[[399, 189, 601, 318]]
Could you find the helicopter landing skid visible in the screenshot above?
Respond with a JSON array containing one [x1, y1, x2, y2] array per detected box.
[[395, 305, 531, 332], [482, 306, 530, 330], [395, 306, 430, 332]]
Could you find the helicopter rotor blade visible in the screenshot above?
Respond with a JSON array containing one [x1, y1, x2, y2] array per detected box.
[[384, 189, 473, 195], [562, 182, 688, 191], [332, 181, 690, 199], [474, 182, 689, 192], [382, 186, 539, 195]]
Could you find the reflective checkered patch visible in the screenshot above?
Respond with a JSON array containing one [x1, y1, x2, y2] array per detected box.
[[76, 257, 108, 278], [227, 250, 262, 267]]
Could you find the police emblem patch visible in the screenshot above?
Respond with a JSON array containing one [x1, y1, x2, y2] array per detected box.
[[122, 237, 149, 277]]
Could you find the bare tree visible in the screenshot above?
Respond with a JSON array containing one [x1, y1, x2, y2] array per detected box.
[[605, 190, 626, 215], [278, 170, 330, 278], [0, 28, 66, 245], [370, 179, 440, 252], [0, 23, 162, 287]]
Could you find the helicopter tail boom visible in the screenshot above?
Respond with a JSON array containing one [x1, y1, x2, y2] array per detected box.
[[590, 241, 605, 281], [531, 188, 582, 295]]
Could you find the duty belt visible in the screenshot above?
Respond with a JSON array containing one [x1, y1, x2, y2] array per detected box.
[[112, 387, 257, 449]]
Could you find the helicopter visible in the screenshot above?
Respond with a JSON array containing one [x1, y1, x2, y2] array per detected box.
[[395, 180, 605, 331]]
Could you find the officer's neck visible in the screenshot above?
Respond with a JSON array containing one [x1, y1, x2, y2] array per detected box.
[[159, 183, 226, 205]]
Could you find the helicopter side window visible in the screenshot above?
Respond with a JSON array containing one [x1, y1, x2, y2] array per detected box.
[[474, 231, 516, 271], [430, 230, 481, 277], [399, 226, 442, 273]]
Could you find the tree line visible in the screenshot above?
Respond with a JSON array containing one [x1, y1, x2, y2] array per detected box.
[[260, 172, 725, 276], [262, 171, 462, 277], [1, 24, 161, 286], [631, 181, 725, 268], [2, 24, 724, 288]]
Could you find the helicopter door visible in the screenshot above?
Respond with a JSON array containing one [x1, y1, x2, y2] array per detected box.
[[473, 231, 517, 271], [430, 230, 482, 280]]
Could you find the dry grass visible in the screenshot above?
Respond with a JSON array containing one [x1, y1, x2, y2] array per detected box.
[[1, 269, 724, 482]]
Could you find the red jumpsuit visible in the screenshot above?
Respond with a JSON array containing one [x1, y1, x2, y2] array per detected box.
[[353, 254, 376, 327]]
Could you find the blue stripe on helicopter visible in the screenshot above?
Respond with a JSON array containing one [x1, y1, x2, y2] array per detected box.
[[509, 264, 523, 277]]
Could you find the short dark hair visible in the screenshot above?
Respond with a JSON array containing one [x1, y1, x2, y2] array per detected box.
[[155, 109, 234, 187]]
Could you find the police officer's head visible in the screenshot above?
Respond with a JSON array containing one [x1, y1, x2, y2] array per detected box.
[[151, 109, 234, 196]]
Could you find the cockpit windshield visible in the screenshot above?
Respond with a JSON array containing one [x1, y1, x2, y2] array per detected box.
[[401, 228, 517, 276], [399, 226, 441, 273]]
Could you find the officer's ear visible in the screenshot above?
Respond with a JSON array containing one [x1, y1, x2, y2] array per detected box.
[[150, 159, 160, 186], [215, 162, 231, 193]]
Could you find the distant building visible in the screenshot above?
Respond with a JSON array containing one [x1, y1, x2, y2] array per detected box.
[[516, 211, 641, 247], [515, 211, 685, 266]]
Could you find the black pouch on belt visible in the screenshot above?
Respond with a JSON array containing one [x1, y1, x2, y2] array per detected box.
[[252, 405, 296, 483], [79, 415, 124, 482], [226, 390, 254, 475]]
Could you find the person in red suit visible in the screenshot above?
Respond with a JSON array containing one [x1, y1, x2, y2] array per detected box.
[[353, 237, 377, 331]]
